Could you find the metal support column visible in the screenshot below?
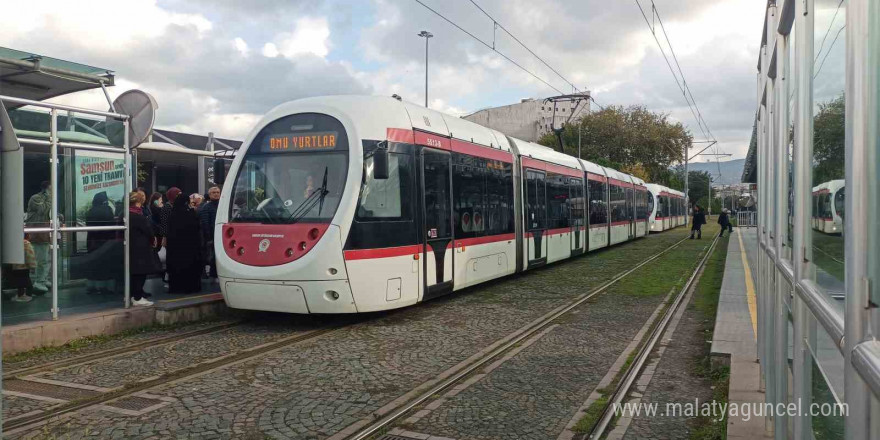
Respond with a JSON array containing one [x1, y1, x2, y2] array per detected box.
[[123, 121, 131, 308], [844, 0, 871, 437], [50, 109, 59, 320]]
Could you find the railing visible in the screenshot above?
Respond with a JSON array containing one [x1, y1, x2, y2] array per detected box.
[[736, 211, 757, 227]]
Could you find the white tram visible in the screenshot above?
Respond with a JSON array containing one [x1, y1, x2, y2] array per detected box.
[[646, 184, 687, 232], [215, 96, 651, 314], [811, 179, 845, 234]]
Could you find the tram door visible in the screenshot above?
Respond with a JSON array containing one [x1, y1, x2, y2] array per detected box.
[[421, 148, 454, 300], [525, 169, 547, 268], [570, 178, 584, 255]]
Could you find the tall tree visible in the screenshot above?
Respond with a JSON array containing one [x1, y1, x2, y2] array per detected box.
[[538, 105, 692, 185], [813, 94, 844, 185]]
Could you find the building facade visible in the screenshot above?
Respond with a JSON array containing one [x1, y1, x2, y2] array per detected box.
[[462, 93, 590, 142]]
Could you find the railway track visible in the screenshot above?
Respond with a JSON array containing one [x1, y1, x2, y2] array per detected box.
[[586, 234, 721, 439], [347, 235, 700, 440], [1, 319, 355, 433], [3, 320, 244, 380], [4, 233, 698, 437]]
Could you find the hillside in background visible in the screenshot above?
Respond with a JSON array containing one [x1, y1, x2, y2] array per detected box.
[[687, 158, 745, 185]]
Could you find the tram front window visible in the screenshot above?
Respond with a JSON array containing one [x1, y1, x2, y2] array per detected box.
[[229, 153, 346, 224]]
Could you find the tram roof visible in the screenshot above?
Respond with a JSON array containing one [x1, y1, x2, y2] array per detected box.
[[0, 47, 114, 107], [508, 137, 582, 171]]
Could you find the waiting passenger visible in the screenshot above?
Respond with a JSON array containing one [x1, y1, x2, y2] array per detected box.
[[25, 181, 51, 293], [128, 191, 161, 306], [86, 192, 120, 294], [690, 205, 707, 239], [4, 234, 38, 302], [167, 190, 203, 293]]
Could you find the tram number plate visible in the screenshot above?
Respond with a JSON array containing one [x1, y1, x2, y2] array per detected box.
[[428, 228, 438, 238]]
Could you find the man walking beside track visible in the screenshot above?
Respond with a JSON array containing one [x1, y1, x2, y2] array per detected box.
[[690, 205, 707, 239], [718, 208, 733, 237]]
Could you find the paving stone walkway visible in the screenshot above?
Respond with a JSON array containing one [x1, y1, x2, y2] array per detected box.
[[7, 230, 692, 439]]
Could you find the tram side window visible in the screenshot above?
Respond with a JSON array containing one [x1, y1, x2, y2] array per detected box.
[[357, 152, 412, 220], [485, 162, 514, 236], [546, 173, 570, 229], [609, 184, 625, 223], [570, 178, 584, 227], [588, 179, 608, 225], [625, 188, 634, 221], [835, 188, 845, 220], [636, 191, 646, 220], [453, 156, 487, 238], [526, 170, 546, 230]]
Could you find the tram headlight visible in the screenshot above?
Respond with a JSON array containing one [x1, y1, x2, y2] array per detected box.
[[325, 290, 340, 301], [308, 228, 320, 240], [328, 268, 338, 275], [237, 247, 245, 255], [226, 227, 235, 237], [299, 241, 308, 251], [286, 248, 294, 257]]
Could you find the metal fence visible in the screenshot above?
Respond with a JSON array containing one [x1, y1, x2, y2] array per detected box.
[[736, 211, 758, 227], [754, 1, 880, 439]]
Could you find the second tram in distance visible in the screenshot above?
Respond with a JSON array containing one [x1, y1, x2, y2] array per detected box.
[[215, 96, 678, 314]]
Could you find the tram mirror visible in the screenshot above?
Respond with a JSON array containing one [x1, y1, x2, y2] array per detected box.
[[213, 158, 226, 185], [373, 143, 389, 180]]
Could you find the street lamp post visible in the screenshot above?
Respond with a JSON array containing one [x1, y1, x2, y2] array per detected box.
[[418, 30, 433, 108]]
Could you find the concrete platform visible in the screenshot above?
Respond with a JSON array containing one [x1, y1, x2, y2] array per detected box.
[[2, 292, 228, 355], [710, 228, 771, 439]]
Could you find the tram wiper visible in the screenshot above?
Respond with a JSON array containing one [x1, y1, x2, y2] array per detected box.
[[285, 166, 329, 224]]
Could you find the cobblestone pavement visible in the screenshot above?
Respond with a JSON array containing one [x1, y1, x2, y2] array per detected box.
[[3, 319, 238, 372], [403, 238, 711, 440], [620, 249, 720, 440], [2, 393, 59, 420], [36, 320, 317, 389], [9, 229, 691, 439]]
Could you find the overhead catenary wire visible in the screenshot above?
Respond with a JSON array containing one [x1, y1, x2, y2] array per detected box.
[[651, 2, 716, 143], [467, 0, 604, 112], [413, 0, 566, 95], [413, 0, 603, 112], [634, 0, 716, 146]]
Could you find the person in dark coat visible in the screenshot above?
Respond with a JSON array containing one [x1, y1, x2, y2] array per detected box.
[[166, 190, 203, 293], [198, 186, 221, 278], [86, 191, 119, 294], [690, 205, 707, 239], [128, 191, 162, 305], [718, 209, 732, 237]]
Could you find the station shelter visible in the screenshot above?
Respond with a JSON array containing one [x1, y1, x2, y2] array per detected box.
[[0, 48, 237, 325]]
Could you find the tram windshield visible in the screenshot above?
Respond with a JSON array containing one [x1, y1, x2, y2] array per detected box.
[[229, 153, 346, 224]]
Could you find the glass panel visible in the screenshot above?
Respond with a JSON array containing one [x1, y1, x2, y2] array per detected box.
[[808, 353, 846, 439], [786, 25, 797, 257], [810, 0, 846, 299], [59, 149, 126, 227]]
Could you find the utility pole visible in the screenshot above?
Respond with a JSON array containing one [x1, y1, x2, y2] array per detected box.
[[578, 124, 582, 159], [684, 150, 689, 225], [418, 31, 433, 107]]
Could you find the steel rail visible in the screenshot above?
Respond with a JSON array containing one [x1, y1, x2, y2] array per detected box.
[[348, 235, 692, 440], [588, 234, 720, 439], [3, 321, 244, 380], [2, 323, 350, 432]]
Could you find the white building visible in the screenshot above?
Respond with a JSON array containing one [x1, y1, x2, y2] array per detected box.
[[462, 92, 590, 142]]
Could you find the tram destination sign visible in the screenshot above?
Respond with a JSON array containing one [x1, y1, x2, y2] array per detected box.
[[261, 131, 339, 153]]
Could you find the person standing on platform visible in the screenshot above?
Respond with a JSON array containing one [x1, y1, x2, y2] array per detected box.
[[718, 209, 732, 237], [5, 234, 37, 302], [199, 186, 221, 278], [25, 181, 51, 293], [85, 191, 119, 294], [166, 189, 203, 293], [159, 187, 180, 284], [690, 205, 707, 239], [128, 191, 161, 306]]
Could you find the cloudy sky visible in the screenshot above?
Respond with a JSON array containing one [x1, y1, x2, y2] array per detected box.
[[1, 0, 767, 159]]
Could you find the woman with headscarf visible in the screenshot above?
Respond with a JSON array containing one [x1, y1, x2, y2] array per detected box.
[[166, 188, 203, 293], [86, 191, 119, 294], [128, 191, 162, 305]]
